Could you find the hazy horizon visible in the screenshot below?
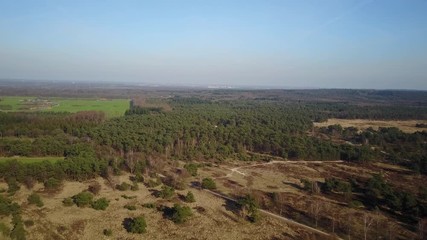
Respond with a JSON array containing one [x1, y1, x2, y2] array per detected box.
[[1, 0, 426, 90]]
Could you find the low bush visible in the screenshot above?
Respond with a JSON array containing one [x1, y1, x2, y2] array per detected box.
[[201, 178, 216, 190], [72, 192, 93, 207], [123, 216, 147, 234], [184, 191, 195, 203], [91, 198, 109, 210], [116, 182, 131, 191], [27, 193, 44, 207], [124, 204, 136, 211], [62, 197, 73, 207], [103, 228, 112, 236]]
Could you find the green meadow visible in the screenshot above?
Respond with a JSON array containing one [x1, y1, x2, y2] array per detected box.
[[0, 96, 129, 118]]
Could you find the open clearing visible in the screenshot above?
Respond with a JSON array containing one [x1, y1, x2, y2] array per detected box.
[[0, 156, 64, 163], [314, 118, 427, 133], [0, 96, 129, 118], [2, 173, 321, 240], [197, 160, 425, 239]]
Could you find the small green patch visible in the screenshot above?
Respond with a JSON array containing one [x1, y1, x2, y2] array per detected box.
[[0, 156, 63, 164]]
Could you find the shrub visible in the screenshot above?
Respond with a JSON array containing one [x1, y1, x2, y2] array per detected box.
[[238, 194, 260, 223], [0, 195, 20, 216], [184, 191, 195, 203], [142, 203, 156, 208], [62, 197, 74, 207], [10, 214, 26, 240], [134, 173, 144, 183], [27, 193, 44, 207], [116, 182, 131, 191], [103, 228, 112, 236], [88, 182, 101, 195], [184, 163, 198, 176], [170, 204, 192, 223], [123, 216, 147, 234], [91, 198, 109, 210], [121, 195, 137, 200], [44, 178, 62, 191], [7, 178, 20, 195], [131, 182, 139, 191], [201, 178, 216, 190], [159, 186, 175, 199], [124, 204, 136, 211], [146, 179, 161, 188], [72, 192, 93, 207]]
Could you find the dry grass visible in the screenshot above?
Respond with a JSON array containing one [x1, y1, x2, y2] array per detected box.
[[1, 173, 311, 240], [199, 160, 423, 240], [314, 118, 427, 133]]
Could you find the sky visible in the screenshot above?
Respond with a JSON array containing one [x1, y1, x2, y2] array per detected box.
[[0, 0, 426, 89]]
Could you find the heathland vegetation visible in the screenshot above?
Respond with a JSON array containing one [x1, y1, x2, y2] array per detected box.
[[0, 87, 426, 239]]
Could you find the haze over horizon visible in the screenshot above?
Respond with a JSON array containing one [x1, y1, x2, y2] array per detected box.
[[1, 0, 426, 90]]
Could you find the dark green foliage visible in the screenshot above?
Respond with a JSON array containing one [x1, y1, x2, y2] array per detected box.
[[91, 198, 109, 210], [168, 204, 192, 223], [72, 192, 93, 208], [238, 194, 260, 223], [10, 214, 26, 240], [123, 216, 147, 234], [43, 178, 62, 191], [201, 178, 216, 190], [27, 193, 43, 207], [116, 182, 131, 191], [159, 185, 175, 199], [0, 195, 20, 216], [322, 178, 352, 193], [62, 197, 73, 207], [184, 191, 195, 203], [184, 163, 198, 176], [134, 173, 144, 183], [7, 178, 20, 195], [103, 228, 112, 236]]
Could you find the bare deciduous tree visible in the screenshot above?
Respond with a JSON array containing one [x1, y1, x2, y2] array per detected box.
[[362, 213, 375, 240], [309, 200, 323, 227]]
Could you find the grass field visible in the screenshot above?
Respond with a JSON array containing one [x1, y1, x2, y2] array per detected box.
[[0, 96, 129, 118], [0, 156, 64, 163], [314, 118, 427, 133]]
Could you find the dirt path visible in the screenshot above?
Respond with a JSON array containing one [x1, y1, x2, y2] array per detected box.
[[202, 189, 341, 240], [220, 160, 344, 178]]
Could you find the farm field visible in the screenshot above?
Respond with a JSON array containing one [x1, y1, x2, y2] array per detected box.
[[314, 118, 427, 133], [0, 156, 64, 164], [0, 96, 129, 118]]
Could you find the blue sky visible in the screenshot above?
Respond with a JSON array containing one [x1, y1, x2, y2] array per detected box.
[[0, 0, 426, 89]]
